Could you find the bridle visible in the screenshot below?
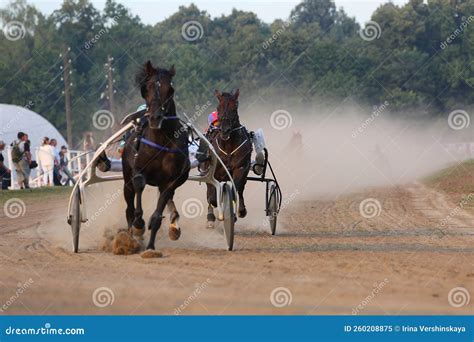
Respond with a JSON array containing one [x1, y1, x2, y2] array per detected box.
[[139, 77, 186, 153], [145, 75, 175, 128], [155, 76, 174, 112], [217, 95, 240, 140], [215, 95, 249, 157]]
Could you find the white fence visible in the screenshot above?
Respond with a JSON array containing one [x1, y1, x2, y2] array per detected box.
[[5, 147, 89, 190]]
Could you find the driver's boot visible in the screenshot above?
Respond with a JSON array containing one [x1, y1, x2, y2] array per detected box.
[[196, 135, 211, 162], [196, 139, 211, 175]]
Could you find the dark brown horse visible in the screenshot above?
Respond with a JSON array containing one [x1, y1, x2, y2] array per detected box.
[[122, 61, 190, 253], [206, 89, 252, 228]]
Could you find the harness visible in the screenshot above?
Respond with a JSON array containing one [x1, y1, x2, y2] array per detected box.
[[214, 94, 250, 157], [215, 126, 249, 156], [140, 137, 185, 154], [137, 116, 188, 154], [134, 75, 183, 154]]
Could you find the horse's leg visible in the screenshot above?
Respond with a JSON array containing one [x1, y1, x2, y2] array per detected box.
[[146, 188, 173, 250], [206, 184, 217, 229], [207, 204, 215, 229], [166, 197, 181, 241], [233, 167, 248, 218], [131, 173, 146, 236], [124, 182, 135, 229]]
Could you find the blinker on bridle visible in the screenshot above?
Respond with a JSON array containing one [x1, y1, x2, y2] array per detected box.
[[145, 78, 173, 128], [151, 78, 173, 113], [219, 96, 238, 137]]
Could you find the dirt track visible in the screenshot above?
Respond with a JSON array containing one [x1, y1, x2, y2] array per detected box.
[[0, 182, 473, 315]]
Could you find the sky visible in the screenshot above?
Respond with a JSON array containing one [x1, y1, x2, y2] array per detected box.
[[2, 0, 410, 24]]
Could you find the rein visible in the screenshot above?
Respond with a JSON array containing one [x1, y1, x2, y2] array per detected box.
[[138, 75, 184, 154], [140, 112, 184, 153], [143, 112, 179, 121], [215, 125, 245, 133], [140, 136, 185, 154], [215, 96, 248, 157]]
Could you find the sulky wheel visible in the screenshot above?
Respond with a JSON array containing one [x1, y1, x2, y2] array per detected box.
[[70, 187, 81, 253], [268, 182, 278, 235], [222, 183, 235, 251]]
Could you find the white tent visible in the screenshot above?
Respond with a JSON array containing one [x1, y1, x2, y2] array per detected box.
[[0, 103, 67, 164], [0, 104, 68, 188]]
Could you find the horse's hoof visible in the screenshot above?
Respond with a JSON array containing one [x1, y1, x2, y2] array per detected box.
[[131, 227, 145, 237], [206, 221, 215, 229], [132, 218, 145, 229], [169, 226, 181, 241], [141, 249, 163, 259], [238, 208, 247, 218]]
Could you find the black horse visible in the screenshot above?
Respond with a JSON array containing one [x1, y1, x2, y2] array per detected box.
[[122, 61, 190, 253], [206, 89, 252, 228]]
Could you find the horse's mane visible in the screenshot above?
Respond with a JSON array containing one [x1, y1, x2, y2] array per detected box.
[[135, 64, 174, 99]]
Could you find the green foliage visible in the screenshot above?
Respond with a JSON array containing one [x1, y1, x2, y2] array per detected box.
[[0, 0, 472, 143]]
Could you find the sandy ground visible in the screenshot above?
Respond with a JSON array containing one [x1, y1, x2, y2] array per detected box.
[[0, 181, 473, 315]]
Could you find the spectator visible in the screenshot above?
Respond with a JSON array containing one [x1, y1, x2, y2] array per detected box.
[[83, 132, 96, 151], [49, 138, 61, 186], [0, 140, 11, 190], [59, 145, 75, 185], [38, 137, 55, 186], [11, 132, 31, 189], [24, 134, 38, 171], [24, 134, 32, 162]]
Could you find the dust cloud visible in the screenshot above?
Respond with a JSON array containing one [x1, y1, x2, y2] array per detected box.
[[40, 100, 473, 251], [239, 100, 472, 202]]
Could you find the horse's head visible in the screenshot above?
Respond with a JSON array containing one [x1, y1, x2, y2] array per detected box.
[[215, 89, 240, 140], [136, 60, 176, 129]]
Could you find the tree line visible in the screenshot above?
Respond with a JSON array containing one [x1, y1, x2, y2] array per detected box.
[[0, 0, 472, 144]]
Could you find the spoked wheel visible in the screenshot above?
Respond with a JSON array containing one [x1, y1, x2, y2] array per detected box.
[[222, 183, 235, 251], [70, 187, 81, 253], [268, 182, 279, 235]]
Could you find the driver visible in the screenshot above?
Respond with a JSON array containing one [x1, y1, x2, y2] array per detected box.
[[207, 110, 219, 131], [196, 110, 220, 163], [117, 104, 148, 155]]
